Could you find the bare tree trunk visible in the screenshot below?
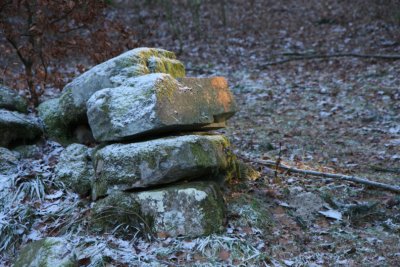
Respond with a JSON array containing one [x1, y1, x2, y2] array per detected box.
[[24, 62, 38, 106]]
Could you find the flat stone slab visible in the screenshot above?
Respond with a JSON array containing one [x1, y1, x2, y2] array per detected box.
[[92, 134, 235, 200], [91, 182, 225, 237], [0, 109, 42, 147], [59, 47, 185, 126], [0, 84, 28, 113], [87, 73, 237, 141]]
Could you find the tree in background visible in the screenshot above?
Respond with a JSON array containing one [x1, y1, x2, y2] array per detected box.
[[0, 0, 138, 106]]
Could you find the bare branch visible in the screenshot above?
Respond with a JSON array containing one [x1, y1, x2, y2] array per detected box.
[[245, 157, 400, 194], [5, 36, 29, 67]]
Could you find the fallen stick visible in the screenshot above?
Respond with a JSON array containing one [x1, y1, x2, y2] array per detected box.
[[247, 158, 400, 194]]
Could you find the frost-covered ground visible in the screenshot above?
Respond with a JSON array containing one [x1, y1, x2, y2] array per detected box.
[[220, 60, 400, 266], [1, 59, 399, 265]]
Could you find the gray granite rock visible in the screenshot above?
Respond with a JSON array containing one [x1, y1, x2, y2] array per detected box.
[[87, 74, 236, 141], [92, 134, 236, 200], [0, 109, 42, 147], [59, 47, 185, 127], [0, 84, 28, 113], [91, 181, 225, 237], [38, 98, 95, 146], [55, 143, 94, 195], [37, 98, 69, 144]]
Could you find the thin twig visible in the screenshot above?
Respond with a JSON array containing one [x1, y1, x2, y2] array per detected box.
[[274, 142, 282, 182], [246, 157, 400, 194], [259, 52, 400, 68]]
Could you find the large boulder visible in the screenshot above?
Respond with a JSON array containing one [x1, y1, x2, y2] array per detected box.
[[38, 98, 95, 145], [55, 144, 94, 196], [59, 47, 185, 126], [87, 74, 237, 141], [13, 237, 77, 267], [91, 182, 225, 237], [92, 134, 236, 200], [0, 109, 42, 147], [0, 84, 28, 113]]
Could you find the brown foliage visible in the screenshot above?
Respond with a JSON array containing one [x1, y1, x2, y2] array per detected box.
[[0, 0, 139, 106]]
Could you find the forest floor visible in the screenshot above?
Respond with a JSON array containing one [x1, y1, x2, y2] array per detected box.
[[216, 59, 400, 266], [182, 2, 400, 265], [1, 0, 400, 266]]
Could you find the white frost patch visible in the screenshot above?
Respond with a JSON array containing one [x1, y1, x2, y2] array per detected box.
[[318, 209, 342, 221], [136, 191, 166, 212], [177, 188, 208, 201]]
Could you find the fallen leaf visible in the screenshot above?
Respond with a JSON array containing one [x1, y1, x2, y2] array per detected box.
[[318, 209, 342, 221], [219, 249, 231, 261], [157, 231, 169, 239]]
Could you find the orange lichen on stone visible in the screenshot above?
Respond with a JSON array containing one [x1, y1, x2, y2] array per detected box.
[[211, 77, 231, 111], [211, 77, 228, 90]]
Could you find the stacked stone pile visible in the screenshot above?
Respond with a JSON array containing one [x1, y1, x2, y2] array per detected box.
[[39, 47, 238, 237]]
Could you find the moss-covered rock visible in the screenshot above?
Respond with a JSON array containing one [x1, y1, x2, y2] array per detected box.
[[38, 98, 95, 146], [236, 161, 261, 181], [37, 98, 70, 145], [0, 109, 42, 147], [91, 181, 225, 237], [55, 143, 94, 196], [13, 237, 77, 267], [86, 74, 237, 142], [92, 134, 234, 200], [59, 47, 185, 128], [0, 84, 28, 113]]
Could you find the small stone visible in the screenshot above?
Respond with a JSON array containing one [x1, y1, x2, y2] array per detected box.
[[91, 182, 225, 237], [92, 134, 236, 200], [0, 109, 42, 147], [13, 145, 41, 159], [13, 237, 77, 267], [55, 143, 94, 196], [288, 192, 326, 223]]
